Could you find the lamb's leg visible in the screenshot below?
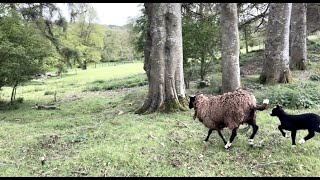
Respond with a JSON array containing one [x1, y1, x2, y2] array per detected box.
[[249, 124, 259, 145], [204, 129, 213, 142], [291, 130, 297, 147], [225, 128, 238, 149], [299, 129, 315, 144], [278, 125, 287, 138], [217, 130, 227, 145]]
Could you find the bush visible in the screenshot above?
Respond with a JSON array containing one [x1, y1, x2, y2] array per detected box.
[[255, 82, 320, 109], [93, 80, 105, 84], [44, 91, 55, 95], [16, 97, 24, 103], [87, 86, 101, 92]]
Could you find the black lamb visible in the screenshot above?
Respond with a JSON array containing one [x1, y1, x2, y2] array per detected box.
[[270, 105, 320, 147]]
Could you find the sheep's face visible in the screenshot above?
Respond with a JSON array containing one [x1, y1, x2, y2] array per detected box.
[[270, 105, 283, 116], [189, 96, 196, 109]]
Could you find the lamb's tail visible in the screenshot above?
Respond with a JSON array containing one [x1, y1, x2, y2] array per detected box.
[[254, 99, 269, 111]]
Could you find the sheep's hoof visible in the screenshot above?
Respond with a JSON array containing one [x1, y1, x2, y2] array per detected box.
[[298, 139, 305, 144], [249, 139, 254, 146], [224, 141, 232, 149], [291, 145, 297, 148]]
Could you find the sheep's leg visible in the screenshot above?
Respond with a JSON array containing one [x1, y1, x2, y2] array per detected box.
[[249, 124, 259, 145], [204, 129, 213, 142], [225, 128, 238, 149], [299, 129, 315, 144], [278, 125, 287, 138], [217, 130, 227, 145], [291, 130, 297, 147]]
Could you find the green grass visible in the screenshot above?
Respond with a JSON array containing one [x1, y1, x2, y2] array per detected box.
[[240, 44, 264, 55], [1, 62, 320, 177], [307, 35, 320, 42], [84, 73, 147, 92]]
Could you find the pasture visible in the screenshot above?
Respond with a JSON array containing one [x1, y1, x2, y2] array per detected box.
[[0, 61, 320, 177]]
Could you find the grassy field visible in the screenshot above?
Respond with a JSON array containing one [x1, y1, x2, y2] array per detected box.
[[1, 60, 320, 177]]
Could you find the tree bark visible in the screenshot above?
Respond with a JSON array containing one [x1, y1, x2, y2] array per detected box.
[[136, 3, 187, 114], [290, 3, 307, 70], [200, 51, 205, 81], [10, 83, 18, 104], [260, 3, 293, 84], [10, 86, 14, 104], [220, 3, 241, 93]]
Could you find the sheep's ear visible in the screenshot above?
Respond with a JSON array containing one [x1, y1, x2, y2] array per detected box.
[[276, 104, 282, 108]]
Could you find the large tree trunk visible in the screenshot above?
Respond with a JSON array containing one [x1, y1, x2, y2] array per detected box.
[[136, 3, 187, 114], [220, 3, 241, 93], [260, 3, 293, 84], [306, 3, 320, 35], [290, 3, 307, 70]]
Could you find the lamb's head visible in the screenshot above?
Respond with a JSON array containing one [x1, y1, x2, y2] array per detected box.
[[189, 95, 196, 109], [270, 105, 284, 117]]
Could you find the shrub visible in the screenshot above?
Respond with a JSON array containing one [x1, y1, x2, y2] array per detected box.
[[255, 82, 320, 109], [44, 91, 55, 95], [16, 97, 24, 103], [87, 86, 101, 92], [93, 80, 105, 84]]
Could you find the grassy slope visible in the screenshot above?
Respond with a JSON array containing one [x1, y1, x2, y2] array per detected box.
[[0, 58, 320, 176]]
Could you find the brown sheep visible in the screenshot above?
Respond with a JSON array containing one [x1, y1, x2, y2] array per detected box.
[[189, 90, 269, 149]]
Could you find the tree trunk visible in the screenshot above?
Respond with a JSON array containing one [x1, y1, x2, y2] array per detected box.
[[136, 3, 187, 114], [10, 83, 18, 104], [82, 60, 87, 70], [200, 51, 205, 81], [220, 3, 241, 93], [13, 86, 16, 101], [290, 3, 307, 70], [10, 87, 14, 104], [260, 3, 293, 84]]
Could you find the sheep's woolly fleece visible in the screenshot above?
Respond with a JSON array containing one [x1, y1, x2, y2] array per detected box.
[[194, 91, 258, 130]]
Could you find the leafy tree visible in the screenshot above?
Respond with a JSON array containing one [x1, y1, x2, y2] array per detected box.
[[61, 22, 105, 69], [65, 4, 104, 69], [128, 4, 146, 60], [0, 11, 54, 103], [183, 15, 221, 81], [181, 3, 221, 88], [102, 27, 135, 62]]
